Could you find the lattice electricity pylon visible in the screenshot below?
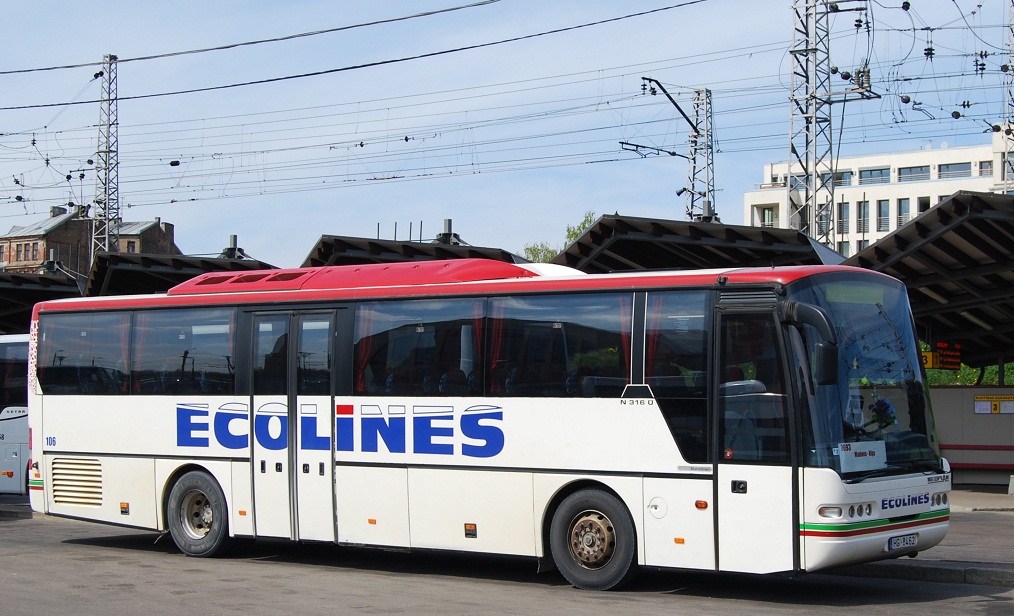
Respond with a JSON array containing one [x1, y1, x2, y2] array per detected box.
[[788, 1, 877, 245], [687, 88, 717, 222], [788, 0, 835, 243], [1005, 0, 1014, 194], [92, 54, 121, 263]]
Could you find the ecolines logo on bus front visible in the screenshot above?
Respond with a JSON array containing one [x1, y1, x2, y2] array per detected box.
[[176, 402, 505, 458], [881, 493, 931, 510]]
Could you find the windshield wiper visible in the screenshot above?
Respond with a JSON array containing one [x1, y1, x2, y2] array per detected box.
[[844, 461, 945, 484], [843, 466, 902, 484], [905, 460, 945, 474]]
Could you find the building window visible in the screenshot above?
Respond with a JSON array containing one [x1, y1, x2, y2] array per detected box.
[[31, 242, 39, 261], [876, 200, 890, 232], [821, 171, 853, 187], [837, 202, 850, 234], [126, 240, 137, 253], [897, 198, 911, 226], [15, 245, 22, 262], [859, 168, 890, 185], [837, 242, 850, 257], [938, 162, 971, 179], [857, 200, 870, 233], [980, 160, 993, 177], [0, 246, 4, 262], [757, 207, 777, 228], [898, 165, 930, 182], [918, 196, 931, 213], [856, 239, 869, 252]]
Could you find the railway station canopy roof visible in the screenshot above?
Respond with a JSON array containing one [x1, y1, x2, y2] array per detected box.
[[845, 191, 1014, 368], [0, 272, 79, 334], [83, 252, 276, 297], [553, 214, 845, 273], [301, 235, 525, 267]]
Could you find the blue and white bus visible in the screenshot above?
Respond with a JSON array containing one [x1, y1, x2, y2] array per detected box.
[[1, 334, 29, 495], [27, 259, 950, 590]]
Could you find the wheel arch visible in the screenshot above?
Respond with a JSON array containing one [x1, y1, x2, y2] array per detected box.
[[539, 479, 633, 566], [159, 463, 225, 531]]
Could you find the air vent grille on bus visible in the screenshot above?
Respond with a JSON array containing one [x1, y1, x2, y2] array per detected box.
[[51, 458, 103, 507], [718, 290, 779, 304]]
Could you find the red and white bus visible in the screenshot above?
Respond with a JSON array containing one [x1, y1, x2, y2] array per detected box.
[[27, 259, 950, 590]]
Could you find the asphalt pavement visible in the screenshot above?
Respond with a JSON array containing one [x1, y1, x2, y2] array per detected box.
[[2, 485, 1012, 587]]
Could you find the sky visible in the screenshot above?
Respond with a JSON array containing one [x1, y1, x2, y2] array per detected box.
[[1, 0, 1009, 268]]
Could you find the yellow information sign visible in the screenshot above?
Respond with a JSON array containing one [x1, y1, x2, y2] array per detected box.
[[974, 395, 1014, 414]]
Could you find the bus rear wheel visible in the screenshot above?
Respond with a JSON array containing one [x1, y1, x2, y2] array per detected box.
[[167, 471, 229, 557], [549, 489, 638, 590]]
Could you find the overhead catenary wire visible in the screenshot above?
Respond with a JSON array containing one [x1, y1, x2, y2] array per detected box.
[[0, 0, 1007, 224]]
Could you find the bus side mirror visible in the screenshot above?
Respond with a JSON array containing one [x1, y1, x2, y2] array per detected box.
[[814, 342, 838, 386]]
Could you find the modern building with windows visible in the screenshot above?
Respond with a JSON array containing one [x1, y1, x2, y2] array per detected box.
[[743, 132, 1002, 256]]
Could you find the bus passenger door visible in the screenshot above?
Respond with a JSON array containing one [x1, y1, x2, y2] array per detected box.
[[714, 310, 797, 574], [251, 311, 342, 541], [251, 314, 293, 538], [292, 312, 340, 542]]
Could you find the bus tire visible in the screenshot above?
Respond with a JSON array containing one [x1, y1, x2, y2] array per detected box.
[[166, 471, 230, 557], [549, 488, 638, 590]]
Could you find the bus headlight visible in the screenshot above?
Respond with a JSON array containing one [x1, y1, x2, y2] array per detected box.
[[818, 506, 842, 518]]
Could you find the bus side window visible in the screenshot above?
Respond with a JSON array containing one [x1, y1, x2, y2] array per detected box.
[[487, 293, 631, 398], [38, 312, 129, 395], [645, 291, 710, 463], [354, 299, 483, 397], [131, 309, 236, 396]]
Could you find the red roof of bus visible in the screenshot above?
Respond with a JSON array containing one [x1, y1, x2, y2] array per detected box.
[[32, 259, 890, 315]]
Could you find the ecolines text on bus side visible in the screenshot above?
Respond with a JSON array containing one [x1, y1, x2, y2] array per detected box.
[[176, 402, 505, 458]]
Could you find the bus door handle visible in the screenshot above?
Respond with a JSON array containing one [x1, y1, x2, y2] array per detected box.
[[301, 463, 325, 475], [260, 460, 266, 474], [731, 480, 748, 494]]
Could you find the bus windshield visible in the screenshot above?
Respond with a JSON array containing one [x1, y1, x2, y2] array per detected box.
[[787, 272, 941, 480]]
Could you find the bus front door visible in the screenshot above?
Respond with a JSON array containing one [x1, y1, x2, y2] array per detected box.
[[251, 311, 341, 542], [714, 311, 797, 574]]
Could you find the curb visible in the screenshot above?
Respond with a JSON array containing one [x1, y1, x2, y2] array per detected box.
[[834, 559, 1014, 587], [0, 505, 33, 520]]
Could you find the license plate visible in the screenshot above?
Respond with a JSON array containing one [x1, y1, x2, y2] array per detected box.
[[888, 533, 918, 550]]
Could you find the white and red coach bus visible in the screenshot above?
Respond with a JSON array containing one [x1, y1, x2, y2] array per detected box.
[[27, 258, 949, 589]]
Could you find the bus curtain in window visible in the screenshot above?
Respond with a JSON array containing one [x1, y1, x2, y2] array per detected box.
[[354, 306, 375, 394], [619, 295, 632, 379], [487, 300, 505, 394], [473, 301, 484, 393], [644, 294, 670, 377]]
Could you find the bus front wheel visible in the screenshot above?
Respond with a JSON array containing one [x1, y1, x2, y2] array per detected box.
[[549, 489, 638, 590], [166, 471, 230, 557]]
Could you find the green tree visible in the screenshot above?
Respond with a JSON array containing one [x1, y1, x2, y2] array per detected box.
[[565, 210, 597, 245], [521, 210, 597, 263], [521, 241, 558, 264]]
